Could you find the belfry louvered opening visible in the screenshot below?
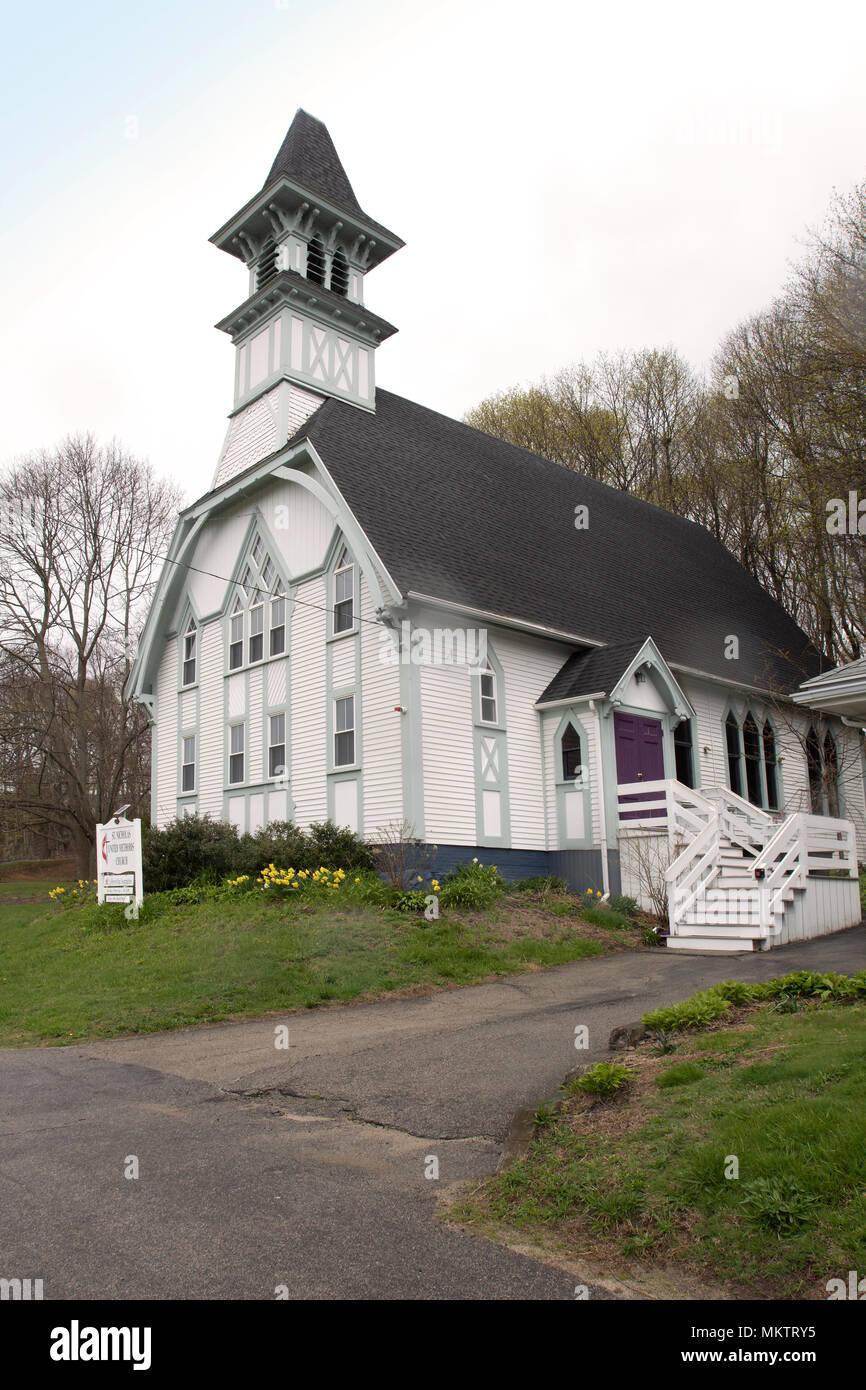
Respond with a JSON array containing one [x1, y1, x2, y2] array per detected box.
[[256, 238, 278, 289]]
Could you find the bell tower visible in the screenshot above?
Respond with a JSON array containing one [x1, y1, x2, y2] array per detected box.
[[209, 110, 403, 488]]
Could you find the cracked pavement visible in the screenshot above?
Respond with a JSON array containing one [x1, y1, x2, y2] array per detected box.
[[1, 926, 863, 1300]]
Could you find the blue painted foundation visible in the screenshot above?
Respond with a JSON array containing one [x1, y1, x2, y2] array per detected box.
[[403, 844, 622, 897]]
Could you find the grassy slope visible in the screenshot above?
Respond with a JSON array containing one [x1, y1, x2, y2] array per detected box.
[[447, 1000, 866, 1298], [0, 884, 645, 1047]]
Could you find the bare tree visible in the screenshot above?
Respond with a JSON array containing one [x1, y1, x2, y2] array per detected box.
[[0, 436, 181, 875]]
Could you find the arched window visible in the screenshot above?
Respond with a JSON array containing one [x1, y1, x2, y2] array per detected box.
[[823, 731, 840, 817], [330, 247, 349, 296], [762, 722, 779, 810], [256, 238, 278, 290], [228, 536, 285, 670], [182, 618, 197, 686], [307, 237, 325, 286], [725, 712, 742, 796], [480, 664, 498, 723], [742, 712, 762, 806], [561, 722, 582, 780]]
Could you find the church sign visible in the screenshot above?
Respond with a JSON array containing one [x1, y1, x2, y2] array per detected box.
[[96, 816, 144, 908]]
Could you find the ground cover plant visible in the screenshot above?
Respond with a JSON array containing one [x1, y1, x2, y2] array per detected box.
[[446, 974, 866, 1298]]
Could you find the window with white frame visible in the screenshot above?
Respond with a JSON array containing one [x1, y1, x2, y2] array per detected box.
[[333, 546, 354, 633], [229, 723, 245, 784], [270, 581, 286, 656], [181, 735, 196, 792], [269, 713, 286, 778], [182, 619, 197, 686], [334, 696, 355, 766], [228, 536, 286, 670], [229, 598, 244, 670], [480, 664, 498, 723], [248, 596, 264, 663]]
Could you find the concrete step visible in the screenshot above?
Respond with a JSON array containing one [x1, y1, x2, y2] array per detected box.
[[667, 936, 756, 952]]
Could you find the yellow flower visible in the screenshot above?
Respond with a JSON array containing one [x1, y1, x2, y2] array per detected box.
[[354, 877, 360, 883]]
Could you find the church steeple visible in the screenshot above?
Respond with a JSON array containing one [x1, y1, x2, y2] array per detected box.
[[208, 110, 403, 489]]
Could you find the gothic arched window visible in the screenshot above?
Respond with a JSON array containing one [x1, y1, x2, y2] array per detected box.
[[762, 722, 779, 810], [725, 712, 743, 797], [743, 712, 762, 806], [561, 722, 582, 780], [823, 731, 840, 817]]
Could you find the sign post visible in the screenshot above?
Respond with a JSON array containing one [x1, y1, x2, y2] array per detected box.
[[96, 816, 144, 909]]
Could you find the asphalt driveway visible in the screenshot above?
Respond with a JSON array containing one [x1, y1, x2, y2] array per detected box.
[[1, 926, 863, 1300]]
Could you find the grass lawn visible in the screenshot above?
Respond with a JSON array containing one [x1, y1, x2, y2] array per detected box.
[[0, 880, 649, 1047], [446, 998, 866, 1299]]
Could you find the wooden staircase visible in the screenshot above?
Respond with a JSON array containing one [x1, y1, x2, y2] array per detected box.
[[616, 779, 860, 952]]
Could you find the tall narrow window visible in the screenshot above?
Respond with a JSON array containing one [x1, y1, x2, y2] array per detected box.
[[763, 722, 779, 810], [334, 548, 354, 632], [806, 726, 823, 814], [334, 696, 355, 767], [743, 712, 762, 806], [182, 619, 197, 686], [480, 665, 498, 723], [331, 247, 349, 296], [248, 599, 264, 663], [229, 723, 245, 785], [561, 722, 582, 780], [823, 732, 840, 817], [181, 735, 196, 792], [229, 599, 244, 670], [674, 719, 694, 788], [269, 713, 286, 778], [725, 713, 742, 796], [307, 236, 325, 285], [270, 582, 286, 656]]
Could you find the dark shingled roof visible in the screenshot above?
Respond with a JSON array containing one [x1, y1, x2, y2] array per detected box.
[[263, 110, 399, 245], [537, 640, 648, 705], [282, 388, 824, 694]]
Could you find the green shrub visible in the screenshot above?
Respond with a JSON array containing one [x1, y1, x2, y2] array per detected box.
[[142, 814, 241, 893], [391, 889, 429, 912], [569, 1061, 634, 1097], [142, 814, 374, 892], [608, 894, 638, 917], [438, 859, 505, 910]]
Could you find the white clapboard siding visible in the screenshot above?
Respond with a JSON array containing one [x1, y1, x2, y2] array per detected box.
[[360, 579, 402, 834], [290, 574, 327, 827], [197, 621, 224, 819], [330, 633, 355, 689], [420, 658, 476, 845], [155, 644, 178, 827], [496, 629, 570, 849]]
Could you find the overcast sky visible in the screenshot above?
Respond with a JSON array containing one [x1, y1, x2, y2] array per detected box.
[[2, 0, 865, 503]]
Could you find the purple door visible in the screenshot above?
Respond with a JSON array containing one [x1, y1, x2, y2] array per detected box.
[[615, 713, 665, 820]]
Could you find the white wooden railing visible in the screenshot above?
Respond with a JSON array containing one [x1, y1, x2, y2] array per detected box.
[[622, 779, 860, 941], [752, 813, 858, 935]]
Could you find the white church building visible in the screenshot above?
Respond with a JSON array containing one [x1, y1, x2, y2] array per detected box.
[[129, 111, 864, 950]]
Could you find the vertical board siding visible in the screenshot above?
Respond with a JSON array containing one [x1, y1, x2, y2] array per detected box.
[[248, 669, 263, 785], [291, 574, 327, 827], [360, 580, 402, 834], [198, 621, 223, 819]]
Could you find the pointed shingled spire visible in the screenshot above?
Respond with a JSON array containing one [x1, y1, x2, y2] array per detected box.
[[264, 109, 363, 214]]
